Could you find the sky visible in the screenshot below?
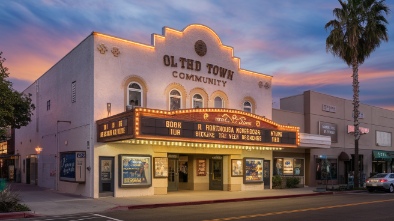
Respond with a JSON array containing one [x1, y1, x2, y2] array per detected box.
[[1, 0, 393, 110]]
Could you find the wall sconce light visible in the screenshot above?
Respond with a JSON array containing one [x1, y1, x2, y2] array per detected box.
[[87, 166, 91, 171], [35, 146, 43, 154], [107, 103, 111, 116]]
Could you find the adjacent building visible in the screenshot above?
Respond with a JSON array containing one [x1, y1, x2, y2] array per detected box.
[[273, 90, 394, 187]]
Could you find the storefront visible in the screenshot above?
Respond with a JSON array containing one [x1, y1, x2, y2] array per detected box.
[[372, 150, 394, 175], [95, 108, 299, 196]]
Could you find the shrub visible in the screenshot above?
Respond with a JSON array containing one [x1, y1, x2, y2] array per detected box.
[[272, 175, 282, 189], [0, 184, 30, 212], [286, 177, 300, 188]]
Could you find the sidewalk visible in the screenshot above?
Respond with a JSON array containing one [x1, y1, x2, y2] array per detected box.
[[1, 183, 333, 219]]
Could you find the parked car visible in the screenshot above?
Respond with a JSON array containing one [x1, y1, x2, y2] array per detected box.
[[366, 173, 394, 193]]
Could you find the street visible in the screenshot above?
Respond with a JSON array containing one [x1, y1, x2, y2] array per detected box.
[[13, 191, 394, 221]]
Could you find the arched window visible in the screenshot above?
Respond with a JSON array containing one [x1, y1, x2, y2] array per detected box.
[[170, 89, 181, 110], [128, 82, 142, 107], [243, 101, 252, 113], [214, 96, 223, 108], [193, 94, 203, 108]]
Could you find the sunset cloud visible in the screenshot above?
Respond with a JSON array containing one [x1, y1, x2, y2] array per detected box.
[[1, 0, 393, 110]]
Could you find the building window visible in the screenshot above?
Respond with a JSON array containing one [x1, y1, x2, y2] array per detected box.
[[170, 90, 181, 110], [193, 94, 203, 108], [47, 100, 51, 111], [128, 82, 142, 107], [243, 101, 252, 113], [214, 96, 223, 108], [316, 158, 338, 180], [71, 81, 76, 103]]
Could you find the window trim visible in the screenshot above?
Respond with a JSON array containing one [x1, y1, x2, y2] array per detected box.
[[127, 82, 143, 107], [192, 93, 203, 108], [243, 101, 252, 113], [242, 96, 256, 113], [209, 90, 229, 108], [169, 89, 182, 110], [214, 96, 224, 108]]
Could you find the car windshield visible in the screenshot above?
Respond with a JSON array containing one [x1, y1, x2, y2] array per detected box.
[[372, 173, 387, 178]]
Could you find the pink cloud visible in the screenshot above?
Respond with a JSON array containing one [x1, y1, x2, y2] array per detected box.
[[5, 27, 83, 84], [273, 68, 394, 87]]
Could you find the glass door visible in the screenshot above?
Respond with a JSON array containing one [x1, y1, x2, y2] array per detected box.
[[209, 159, 223, 190], [99, 156, 114, 197], [168, 158, 178, 191], [263, 160, 270, 189]]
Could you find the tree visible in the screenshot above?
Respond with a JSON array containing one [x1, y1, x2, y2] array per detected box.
[[0, 52, 35, 141], [325, 0, 389, 188]]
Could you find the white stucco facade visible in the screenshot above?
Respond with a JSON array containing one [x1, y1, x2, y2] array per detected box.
[[15, 24, 300, 198]]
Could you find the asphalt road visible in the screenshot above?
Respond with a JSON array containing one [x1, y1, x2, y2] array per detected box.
[[12, 191, 394, 221]]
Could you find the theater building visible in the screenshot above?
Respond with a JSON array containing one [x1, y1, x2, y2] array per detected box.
[[14, 24, 303, 198]]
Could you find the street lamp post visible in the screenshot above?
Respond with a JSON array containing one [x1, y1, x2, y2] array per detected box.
[[56, 120, 71, 191]]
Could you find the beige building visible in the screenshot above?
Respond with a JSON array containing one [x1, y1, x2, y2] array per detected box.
[[273, 90, 394, 187], [14, 24, 301, 198]]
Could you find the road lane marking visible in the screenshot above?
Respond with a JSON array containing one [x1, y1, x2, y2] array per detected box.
[[204, 198, 394, 221], [93, 214, 123, 221]]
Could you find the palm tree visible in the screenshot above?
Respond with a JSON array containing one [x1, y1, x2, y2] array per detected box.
[[325, 0, 389, 188]]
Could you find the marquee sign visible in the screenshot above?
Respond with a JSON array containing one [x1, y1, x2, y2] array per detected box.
[[97, 108, 299, 148], [97, 115, 134, 142]]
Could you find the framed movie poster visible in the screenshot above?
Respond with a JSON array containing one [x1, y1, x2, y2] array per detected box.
[[119, 155, 152, 187], [197, 159, 206, 176], [283, 158, 294, 175], [274, 158, 283, 176], [243, 158, 264, 183], [231, 159, 243, 177], [154, 157, 168, 178]]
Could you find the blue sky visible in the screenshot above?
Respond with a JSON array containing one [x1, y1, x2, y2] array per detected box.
[[1, 0, 393, 110]]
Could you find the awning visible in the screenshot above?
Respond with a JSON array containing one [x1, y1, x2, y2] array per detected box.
[[338, 152, 350, 161], [298, 133, 331, 149], [373, 150, 393, 161]]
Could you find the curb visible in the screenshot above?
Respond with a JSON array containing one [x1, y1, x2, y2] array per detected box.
[[109, 192, 334, 211], [0, 212, 39, 220]]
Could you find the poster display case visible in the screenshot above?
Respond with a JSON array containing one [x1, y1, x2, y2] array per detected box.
[[154, 157, 168, 178], [243, 158, 264, 183], [197, 159, 206, 176], [231, 159, 243, 177], [119, 155, 151, 187], [59, 151, 86, 183]]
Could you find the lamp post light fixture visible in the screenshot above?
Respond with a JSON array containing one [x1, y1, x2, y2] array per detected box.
[[35, 146, 43, 154]]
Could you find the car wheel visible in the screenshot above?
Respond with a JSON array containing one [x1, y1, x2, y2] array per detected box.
[[367, 188, 374, 193], [389, 185, 394, 193]]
